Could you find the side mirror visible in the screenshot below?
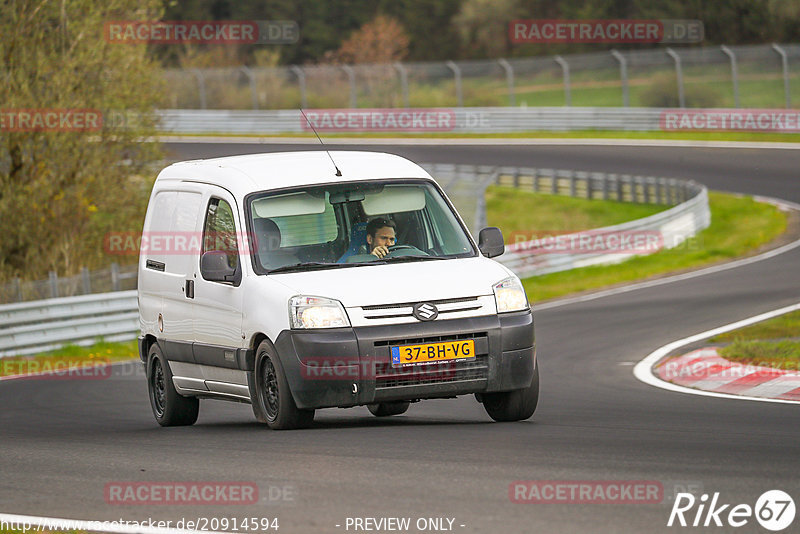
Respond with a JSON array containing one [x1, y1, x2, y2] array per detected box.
[[478, 227, 505, 258], [201, 251, 239, 283]]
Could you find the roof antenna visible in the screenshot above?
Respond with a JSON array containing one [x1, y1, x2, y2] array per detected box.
[[300, 109, 342, 177]]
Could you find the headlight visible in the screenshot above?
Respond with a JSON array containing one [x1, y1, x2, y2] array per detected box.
[[289, 296, 350, 329], [493, 277, 529, 313]]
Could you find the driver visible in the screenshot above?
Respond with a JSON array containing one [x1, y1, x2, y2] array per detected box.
[[366, 217, 396, 258]]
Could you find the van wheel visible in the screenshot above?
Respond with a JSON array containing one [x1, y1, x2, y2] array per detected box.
[[147, 344, 199, 427], [367, 402, 410, 417], [482, 365, 539, 422], [251, 340, 314, 430]]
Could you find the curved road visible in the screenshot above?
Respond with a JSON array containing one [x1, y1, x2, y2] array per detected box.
[[2, 142, 798, 533]]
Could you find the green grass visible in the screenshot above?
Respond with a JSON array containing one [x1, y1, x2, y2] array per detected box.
[[711, 310, 800, 371], [519, 192, 787, 302], [711, 310, 800, 342], [718, 340, 800, 371], [485, 186, 664, 242], [0, 339, 138, 377]]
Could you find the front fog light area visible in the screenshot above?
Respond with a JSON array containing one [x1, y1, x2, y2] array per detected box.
[[289, 296, 350, 328], [493, 277, 529, 313]]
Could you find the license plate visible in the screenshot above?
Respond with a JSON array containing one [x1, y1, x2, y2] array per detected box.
[[390, 340, 475, 367]]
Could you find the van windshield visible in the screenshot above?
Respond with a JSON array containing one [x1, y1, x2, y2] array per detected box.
[[246, 180, 476, 273]]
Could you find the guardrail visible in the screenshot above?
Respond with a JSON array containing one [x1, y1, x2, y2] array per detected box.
[[0, 164, 709, 358], [0, 291, 138, 357], [158, 107, 678, 134]]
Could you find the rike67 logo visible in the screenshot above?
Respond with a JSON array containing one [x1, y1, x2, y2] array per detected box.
[[668, 490, 795, 531]]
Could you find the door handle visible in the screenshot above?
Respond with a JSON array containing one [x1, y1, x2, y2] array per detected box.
[[185, 280, 194, 299]]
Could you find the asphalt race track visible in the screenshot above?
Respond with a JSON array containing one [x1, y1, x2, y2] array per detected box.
[[1, 142, 798, 533]]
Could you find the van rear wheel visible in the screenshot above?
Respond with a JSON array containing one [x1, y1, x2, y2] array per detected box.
[[367, 401, 410, 417], [482, 364, 539, 422], [147, 344, 199, 426], [251, 340, 314, 430]]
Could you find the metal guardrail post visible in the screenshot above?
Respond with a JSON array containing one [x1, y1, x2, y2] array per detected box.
[[610, 50, 629, 107], [393, 62, 409, 107], [665, 48, 685, 108], [190, 68, 207, 110], [446, 61, 463, 107], [13, 277, 21, 303], [720, 45, 740, 108], [48, 271, 58, 299], [111, 263, 120, 292], [497, 58, 515, 106], [771, 44, 791, 108], [341, 65, 357, 108], [554, 56, 571, 106], [81, 267, 91, 295], [240, 66, 258, 110], [289, 66, 307, 108]]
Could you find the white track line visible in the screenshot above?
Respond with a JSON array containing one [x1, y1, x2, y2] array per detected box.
[[633, 302, 800, 405], [0, 512, 225, 534], [157, 136, 800, 149]]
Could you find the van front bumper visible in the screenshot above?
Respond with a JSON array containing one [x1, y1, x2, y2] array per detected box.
[[273, 310, 535, 410]]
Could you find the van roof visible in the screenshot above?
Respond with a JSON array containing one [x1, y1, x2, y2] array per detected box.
[[156, 150, 433, 195]]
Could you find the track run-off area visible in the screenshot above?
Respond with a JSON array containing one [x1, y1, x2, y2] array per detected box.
[[1, 140, 798, 534]]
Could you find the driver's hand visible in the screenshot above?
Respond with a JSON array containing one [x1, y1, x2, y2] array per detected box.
[[371, 245, 389, 258]]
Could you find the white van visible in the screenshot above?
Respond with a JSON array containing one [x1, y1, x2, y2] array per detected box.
[[137, 151, 537, 429]]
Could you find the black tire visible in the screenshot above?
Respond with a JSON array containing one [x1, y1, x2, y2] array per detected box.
[[147, 344, 199, 427], [367, 401, 410, 417], [482, 364, 539, 422], [251, 340, 314, 430]]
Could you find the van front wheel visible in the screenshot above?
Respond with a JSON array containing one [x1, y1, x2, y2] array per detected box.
[[481, 365, 539, 422], [147, 344, 199, 426], [251, 340, 314, 430]]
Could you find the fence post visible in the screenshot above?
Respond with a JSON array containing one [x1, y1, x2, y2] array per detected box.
[[289, 66, 307, 108], [13, 277, 22, 302], [191, 69, 207, 110], [393, 62, 409, 107], [341, 65, 357, 108], [81, 267, 91, 295], [554, 56, 571, 106], [48, 271, 58, 299], [720, 45, 740, 108], [240, 66, 258, 110], [771, 44, 791, 109], [610, 50, 629, 107], [568, 171, 576, 197], [446, 61, 463, 107], [111, 263, 120, 292], [665, 48, 685, 108], [497, 58, 515, 106]]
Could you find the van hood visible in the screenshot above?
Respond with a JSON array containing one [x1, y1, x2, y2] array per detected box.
[[268, 256, 513, 308]]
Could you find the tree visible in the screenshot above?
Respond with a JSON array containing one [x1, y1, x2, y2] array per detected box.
[[0, 0, 165, 281]]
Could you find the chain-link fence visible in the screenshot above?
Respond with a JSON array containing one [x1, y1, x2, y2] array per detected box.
[[0, 264, 137, 304], [163, 44, 800, 110]]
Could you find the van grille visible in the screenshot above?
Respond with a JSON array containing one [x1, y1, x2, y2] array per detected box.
[[374, 355, 489, 389], [373, 332, 489, 389]]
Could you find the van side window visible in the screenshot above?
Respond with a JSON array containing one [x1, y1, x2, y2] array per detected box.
[[203, 198, 239, 271]]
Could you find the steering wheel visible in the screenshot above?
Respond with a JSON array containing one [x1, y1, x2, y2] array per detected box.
[[384, 244, 428, 258]]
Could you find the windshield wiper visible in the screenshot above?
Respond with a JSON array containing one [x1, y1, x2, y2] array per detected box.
[[267, 262, 363, 274]]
